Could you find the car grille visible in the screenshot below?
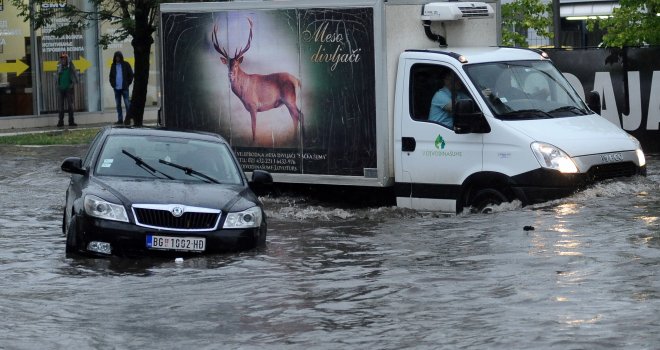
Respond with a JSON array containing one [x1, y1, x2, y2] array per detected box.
[[587, 161, 639, 182], [133, 206, 220, 231]]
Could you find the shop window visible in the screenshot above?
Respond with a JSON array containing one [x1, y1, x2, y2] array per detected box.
[[0, 2, 33, 116]]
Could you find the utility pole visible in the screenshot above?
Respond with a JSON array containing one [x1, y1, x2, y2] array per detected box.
[[553, 0, 561, 48]]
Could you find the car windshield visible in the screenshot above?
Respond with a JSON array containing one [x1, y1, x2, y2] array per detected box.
[[464, 60, 589, 120], [95, 134, 244, 185]]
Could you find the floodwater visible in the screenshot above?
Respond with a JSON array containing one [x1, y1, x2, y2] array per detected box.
[[0, 144, 659, 349]]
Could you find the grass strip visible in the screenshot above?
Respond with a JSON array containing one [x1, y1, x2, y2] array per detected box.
[[0, 128, 100, 145]]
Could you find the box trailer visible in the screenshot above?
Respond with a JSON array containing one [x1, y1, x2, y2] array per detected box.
[[159, 0, 646, 213]]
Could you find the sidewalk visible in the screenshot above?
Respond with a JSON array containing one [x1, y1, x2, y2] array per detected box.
[[0, 108, 159, 136]]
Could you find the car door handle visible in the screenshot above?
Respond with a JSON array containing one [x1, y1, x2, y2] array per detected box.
[[402, 137, 416, 152]]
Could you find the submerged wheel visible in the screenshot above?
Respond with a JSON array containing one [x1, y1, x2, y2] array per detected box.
[[65, 215, 79, 256], [256, 223, 267, 247], [470, 188, 509, 214], [62, 208, 67, 235]]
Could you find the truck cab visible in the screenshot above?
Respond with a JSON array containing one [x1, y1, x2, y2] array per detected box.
[[394, 47, 646, 213]]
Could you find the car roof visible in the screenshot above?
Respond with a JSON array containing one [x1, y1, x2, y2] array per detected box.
[[103, 126, 229, 144]]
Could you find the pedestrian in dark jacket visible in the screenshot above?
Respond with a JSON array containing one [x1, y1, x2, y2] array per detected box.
[[57, 52, 79, 127], [109, 51, 134, 125]]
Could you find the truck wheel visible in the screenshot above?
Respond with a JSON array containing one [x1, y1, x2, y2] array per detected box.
[[471, 188, 508, 214], [65, 215, 79, 257]]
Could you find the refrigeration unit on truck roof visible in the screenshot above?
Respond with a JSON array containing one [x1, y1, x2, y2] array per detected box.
[[421, 2, 494, 21]]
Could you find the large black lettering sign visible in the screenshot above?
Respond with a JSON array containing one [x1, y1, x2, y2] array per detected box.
[[547, 47, 660, 153]]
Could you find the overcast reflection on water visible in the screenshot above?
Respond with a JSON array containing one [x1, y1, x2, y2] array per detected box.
[[0, 144, 658, 349]]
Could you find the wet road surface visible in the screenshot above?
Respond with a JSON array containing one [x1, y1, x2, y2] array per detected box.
[[0, 144, 659, 349]]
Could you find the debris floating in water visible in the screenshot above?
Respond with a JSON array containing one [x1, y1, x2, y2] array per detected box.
[[175, 257, 184, 263], [523, 226, 535, 231]]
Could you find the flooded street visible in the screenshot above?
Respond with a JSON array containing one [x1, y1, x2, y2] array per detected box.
[[1, 144, 659, 349]]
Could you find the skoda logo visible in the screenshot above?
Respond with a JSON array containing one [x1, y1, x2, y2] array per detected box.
[[171, 206, 185, 217]]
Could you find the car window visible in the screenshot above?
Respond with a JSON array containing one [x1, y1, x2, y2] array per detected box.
[[82, 129, 105, 168], [94, 135, 244, 184]]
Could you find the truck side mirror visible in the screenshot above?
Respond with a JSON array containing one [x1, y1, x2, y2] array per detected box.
[[586, 90, 601, 115], [454, 99, 490, 134]]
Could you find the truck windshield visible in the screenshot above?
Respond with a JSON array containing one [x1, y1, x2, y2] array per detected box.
[[464, 60, 589, 120]]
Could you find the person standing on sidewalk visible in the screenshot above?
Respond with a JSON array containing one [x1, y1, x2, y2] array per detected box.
[[109, 51, 134, 125], [57, 52, 78, 127]]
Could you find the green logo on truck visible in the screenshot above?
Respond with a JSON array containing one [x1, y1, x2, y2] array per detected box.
[[434, 135, 446, 149], [424, 134, 462, 157]]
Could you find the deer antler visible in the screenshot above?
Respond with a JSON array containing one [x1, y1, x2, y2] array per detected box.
[[211, 25, 230, 59], [234, 18, 253, 59]]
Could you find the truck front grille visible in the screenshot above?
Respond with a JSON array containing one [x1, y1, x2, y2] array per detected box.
[[587, 162, 639, 182]]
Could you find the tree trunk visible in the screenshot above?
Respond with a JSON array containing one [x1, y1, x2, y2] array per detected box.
[[126, 4, 154, 126]]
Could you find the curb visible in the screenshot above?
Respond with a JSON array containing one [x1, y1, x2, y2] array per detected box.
[[0, 108, 159, 137]]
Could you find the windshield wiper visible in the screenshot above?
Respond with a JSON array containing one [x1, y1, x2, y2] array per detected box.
[[548, 105, 588, 115], [122, 150, 174, 180], [158, 159, 220, 184], [500, 109, 554, 120]]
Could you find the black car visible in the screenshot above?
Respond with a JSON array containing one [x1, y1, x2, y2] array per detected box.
[[61, 126, 272, 257]]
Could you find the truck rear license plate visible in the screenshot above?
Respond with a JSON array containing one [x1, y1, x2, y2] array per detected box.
[[146, 235, 206, 252]]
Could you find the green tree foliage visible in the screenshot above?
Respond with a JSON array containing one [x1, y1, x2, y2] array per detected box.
[[501, 0, 553, 47], [10, 0, 160, 125], [587, 0, 660, 47]]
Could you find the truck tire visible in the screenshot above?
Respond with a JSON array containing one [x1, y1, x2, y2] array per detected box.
[[471, 188, 508, 214]]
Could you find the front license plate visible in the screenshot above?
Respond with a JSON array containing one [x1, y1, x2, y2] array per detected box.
[[146, 235, 206, 252]]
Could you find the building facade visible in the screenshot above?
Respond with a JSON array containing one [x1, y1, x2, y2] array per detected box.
[[0, 0, 159, 118]]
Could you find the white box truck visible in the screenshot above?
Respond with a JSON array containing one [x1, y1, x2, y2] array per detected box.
[[159, 0, 646, 213]]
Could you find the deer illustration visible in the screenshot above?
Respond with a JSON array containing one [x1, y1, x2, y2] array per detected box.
[[212, 18, 303, 142]]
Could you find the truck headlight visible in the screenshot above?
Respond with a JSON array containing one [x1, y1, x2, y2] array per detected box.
[[627, 134, 646, 167], [531, 142, 578, 173], [223, 207, 263, 229], [84, 195, 129, 222], [636, 148, 646, 167]]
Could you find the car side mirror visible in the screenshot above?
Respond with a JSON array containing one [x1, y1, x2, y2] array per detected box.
[[586, 90, 601, 115], [251, 169, 273, 185], [249, 169, 273, 196], [454, 99, 490, 134], [61, 157, 86, 175]]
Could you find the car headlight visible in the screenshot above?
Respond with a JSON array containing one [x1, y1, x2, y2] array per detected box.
[[84, 195, 129, 222], [627, 134, 646, 167], [531, 142, 578, 173], [223, 207, 263, 229]]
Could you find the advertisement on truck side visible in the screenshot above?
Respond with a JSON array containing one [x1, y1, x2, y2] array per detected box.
[[161, 7, 377, 176]]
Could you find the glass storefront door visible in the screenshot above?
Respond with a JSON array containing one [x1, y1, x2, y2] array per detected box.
[[0, 0, 33, 116], [36, 0, 100, 114], [0, 0, 159, 119]]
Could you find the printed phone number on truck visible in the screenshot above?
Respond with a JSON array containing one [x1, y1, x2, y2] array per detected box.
[[239, 157, 297, 165]]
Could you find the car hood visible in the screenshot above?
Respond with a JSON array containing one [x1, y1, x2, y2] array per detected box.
[[91, 177, 252, 211], [505, 115, 637, 157]]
